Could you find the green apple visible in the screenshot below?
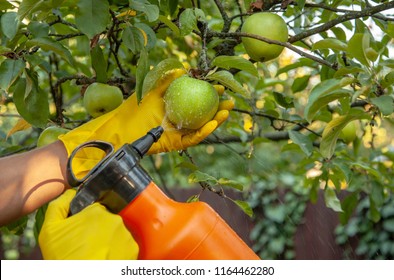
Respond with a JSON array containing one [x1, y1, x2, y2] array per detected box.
[[241, 12, 288, 62], [37, 126, 70, 147], [340, 121, 358, 144], [83, 83, 123, 118], [164, 76, 219, 130]]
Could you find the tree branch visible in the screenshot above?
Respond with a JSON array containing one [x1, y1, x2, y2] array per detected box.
[[289, 1, 394, 43]]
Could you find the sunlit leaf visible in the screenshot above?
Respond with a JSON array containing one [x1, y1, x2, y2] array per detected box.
[[320, 109, 370, 159], [206, 70, 250, 97], [234, 200, 253, 217], [141, 58, 185, 95], [6, 118, 31, 139], [158, 15, 180, 36], [324, 187, 343, 212], [312, 38, 347, 51], [211, 55, 258, 77], [347, 33, 370, 66], [130, 0, 159, 22], [188, 170, 217, 185], [217, 178, 243, 191]]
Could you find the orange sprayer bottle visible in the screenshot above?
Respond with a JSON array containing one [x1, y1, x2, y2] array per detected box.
[[67, 126, 260, 260]]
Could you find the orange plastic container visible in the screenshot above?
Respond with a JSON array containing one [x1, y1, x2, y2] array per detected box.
[[119, 182, 260, 260]]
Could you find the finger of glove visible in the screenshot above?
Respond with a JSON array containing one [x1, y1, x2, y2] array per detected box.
[[213, 110, 230, 127], [44, 189, 76, 222], [218, 99, 235, 111], [181, 120, 218, 147], [213, 84, 225, 96]]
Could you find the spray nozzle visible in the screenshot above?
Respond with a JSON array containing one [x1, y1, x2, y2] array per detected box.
[[131, 126, 164, 157]]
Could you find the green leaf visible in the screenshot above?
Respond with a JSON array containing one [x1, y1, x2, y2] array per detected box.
[[217, 178, 243, 191], [122, 25, 145, 54], [0, 59, 25, 91], [1, 12, 20, 40], [75, 0, 110, 39], [130, 0, 159, 22], [27, 21, 49, 38], [186, 195, 200, 203], [135, 49, 149, 103], [211, 55, 258, 77], [304, 77, 354, 122], [179, 8, 205, 36], [320, 109, 370, 159], [134, 23, 157, 50], [13, 78, 49, 128], [158, 15, 180, 36], [175, 161, 199, 171], [188, 170, 217, 185], [265, 205, 286, 222], [347, 33, 370, 66], [383, 219, 394, 233], [381, 71, 394, 88], [324, 188, 343, 212], [26, 37, 74, 66], [141, 58, 185, 95], [206, 70, 250, 98], [370, 95, 394, 116], [17, 0, 45, 20], [272, 91, 294, 108], [339, 193, 359, 224], [33, 204, 48, 241], [2, 216, 28, 235], [291, 75, 310, 93], [288, 130, 313, 156], [312, 38, 347, 52], [90, 45, 108, 83], [234, 200, 253, 217]]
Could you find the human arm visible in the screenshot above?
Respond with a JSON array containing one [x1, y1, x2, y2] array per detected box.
[[0, 141, 69, 226]]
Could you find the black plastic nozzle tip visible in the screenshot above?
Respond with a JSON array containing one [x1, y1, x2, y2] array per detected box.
[[131, 126, 164, 157]]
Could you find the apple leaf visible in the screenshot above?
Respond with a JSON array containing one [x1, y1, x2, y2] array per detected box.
[[141, 58, 185, 95], [324, 188, 343, 212], [347, 33, 370, 66], [90, 45, 108, 84], [370, 95, 394, 116], [211, 55, 258, 77], [75, 0, 110, 39], [158, 15, 180, 36], [6, 118, 31, 139], [179, 8, 205, 36], [26, 37, 74, 66], [13, 78, 49, 128], [320, 109, 370, 159], [188, 170, 217, 185], [217, 178, 243, 191], [304, 77, 355, 122], [1, 12, 20, 40], [122, 25, 145, 54], [129, 0, 159, 22], [206, 70, 250, 98], [312, 38, 347, 52], [288, 130, 313, 156], [233, 200, 253, 217], [135, 49, 149, 103], [381, 71, 394, 89], [0, 59, 25, 91], [134, 23, 157, 50]]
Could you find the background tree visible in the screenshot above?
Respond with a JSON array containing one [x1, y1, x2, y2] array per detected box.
[[0, 0, 393, 259]]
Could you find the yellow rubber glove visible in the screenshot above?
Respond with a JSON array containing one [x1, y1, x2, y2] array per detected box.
[[59, 68, 234, 178], [38, 189, 139, 260]]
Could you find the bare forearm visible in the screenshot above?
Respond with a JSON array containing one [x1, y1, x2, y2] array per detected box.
[[0, 141, 69, 226]]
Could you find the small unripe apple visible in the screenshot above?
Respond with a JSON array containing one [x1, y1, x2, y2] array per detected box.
[[340, 121, 358, 144], [37, 126, 70, 147], [241, 12, 288, 62], [83, 83, 123, 118], [164, 76, 219, 130]]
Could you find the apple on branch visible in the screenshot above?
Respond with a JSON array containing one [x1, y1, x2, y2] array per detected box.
[[83, 83, 124, 118]]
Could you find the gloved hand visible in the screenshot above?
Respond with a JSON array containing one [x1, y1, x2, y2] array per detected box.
[[59, 68, 234, 178], [38, 189, 139, 260]]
